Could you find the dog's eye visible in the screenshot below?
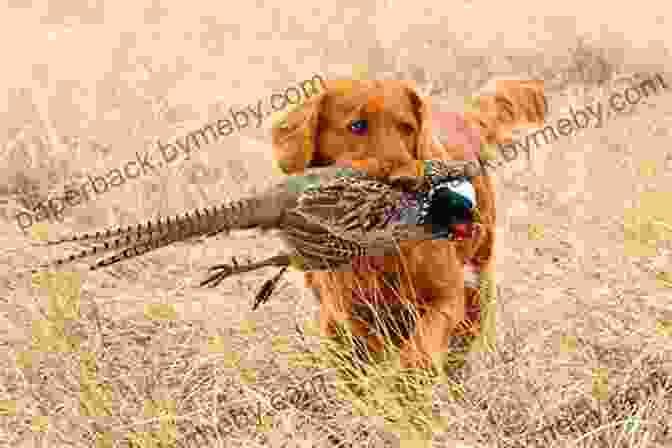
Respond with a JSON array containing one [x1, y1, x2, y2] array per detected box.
[[348, 119, 368, 135]]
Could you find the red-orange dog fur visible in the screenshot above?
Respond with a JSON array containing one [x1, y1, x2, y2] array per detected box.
[[271, 78, 546, 368]]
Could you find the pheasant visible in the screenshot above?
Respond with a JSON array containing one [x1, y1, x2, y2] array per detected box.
[[35, 159, 481, 308]]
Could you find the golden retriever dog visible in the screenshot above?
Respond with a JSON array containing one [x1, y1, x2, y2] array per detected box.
[[271, 78, 546, 368]]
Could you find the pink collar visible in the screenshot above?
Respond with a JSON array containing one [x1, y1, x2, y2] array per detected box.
[[432, 111, 482, 162]]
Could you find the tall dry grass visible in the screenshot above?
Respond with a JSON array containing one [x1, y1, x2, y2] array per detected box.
[[1, 37, 671, 447]]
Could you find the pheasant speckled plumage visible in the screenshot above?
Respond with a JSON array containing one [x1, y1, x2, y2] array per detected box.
[[35, 160, 480, 305]]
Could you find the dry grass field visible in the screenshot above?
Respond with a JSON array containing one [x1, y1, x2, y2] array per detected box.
[[1, 2, 671, 447]]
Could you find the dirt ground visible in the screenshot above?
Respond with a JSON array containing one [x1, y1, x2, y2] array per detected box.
[[1, 2, 671, 447]]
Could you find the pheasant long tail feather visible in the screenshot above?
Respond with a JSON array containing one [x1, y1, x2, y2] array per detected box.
[[40, 210, 202, 269], [40, 206, 219, 248], [39, 192, 293, 269], [40, 214, 175, 246], [76, 211, 258, 271], [89, 230, 195, 271]]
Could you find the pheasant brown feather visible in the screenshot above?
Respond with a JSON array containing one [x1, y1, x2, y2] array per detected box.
[[35, 160, 480, 284]]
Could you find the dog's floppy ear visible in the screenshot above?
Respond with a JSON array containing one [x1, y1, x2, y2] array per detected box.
[[465, 79, 548, 144], [403, 82, 449, 160], [271, 87, 331, 175], [498, 79, 547, 126]]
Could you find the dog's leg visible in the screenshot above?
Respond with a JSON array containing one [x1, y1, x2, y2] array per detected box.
[[396, 241, 466, 369], [312, 270, 389, 363]]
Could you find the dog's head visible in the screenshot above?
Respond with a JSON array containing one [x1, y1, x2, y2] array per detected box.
[[271, 79, 446, 176], [271, 78, 547, 176]]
